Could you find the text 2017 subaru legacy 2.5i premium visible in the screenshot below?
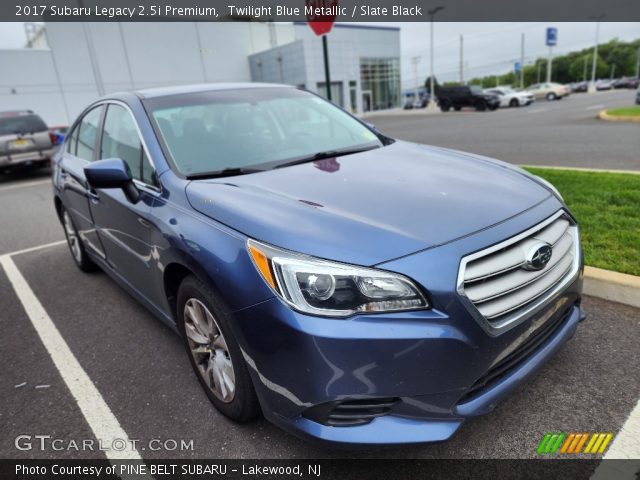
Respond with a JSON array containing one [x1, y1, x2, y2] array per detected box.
[[52, 84, 584, 446]]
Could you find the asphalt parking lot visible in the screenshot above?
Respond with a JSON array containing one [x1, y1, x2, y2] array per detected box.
[[1, 173, 639, 461], [369, 89, 640, 172]]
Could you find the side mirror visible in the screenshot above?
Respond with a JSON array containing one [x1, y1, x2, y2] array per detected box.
[[84, 158, 140, 203]]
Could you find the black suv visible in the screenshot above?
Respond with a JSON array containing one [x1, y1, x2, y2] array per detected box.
[[438, 86, 500, 112]]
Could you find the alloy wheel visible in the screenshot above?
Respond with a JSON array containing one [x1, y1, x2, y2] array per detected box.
[[184, 298, 236, 403]]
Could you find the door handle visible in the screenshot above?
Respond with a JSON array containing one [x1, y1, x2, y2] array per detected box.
[[88, 189, 100, 203], [60, 170, 68, 179]]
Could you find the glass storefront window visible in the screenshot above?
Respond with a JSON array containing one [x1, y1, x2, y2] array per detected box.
[[360, 58, 401, 111]]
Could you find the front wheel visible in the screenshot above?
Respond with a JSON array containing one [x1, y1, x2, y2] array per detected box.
[[475, 100, 488, 111], [546, 92, 557, 101], [177, 275, 260, 422], [509, 98, 519, 107], [60, 206, 96, 272]]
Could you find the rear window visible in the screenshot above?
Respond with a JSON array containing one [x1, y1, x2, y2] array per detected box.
[[0, 114, 48, 135]]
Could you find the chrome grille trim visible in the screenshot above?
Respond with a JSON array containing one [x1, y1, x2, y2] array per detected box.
[[457, 210, 581, 335]]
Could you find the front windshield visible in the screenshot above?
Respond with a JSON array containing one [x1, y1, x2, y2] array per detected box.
[[144, 87, 383, 176], [470, 86, 483, 95]]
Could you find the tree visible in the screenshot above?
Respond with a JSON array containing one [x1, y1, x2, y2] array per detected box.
[[424, 75, 440, 96]]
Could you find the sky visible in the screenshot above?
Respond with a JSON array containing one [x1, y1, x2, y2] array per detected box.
[[1, 21, 639, 89]]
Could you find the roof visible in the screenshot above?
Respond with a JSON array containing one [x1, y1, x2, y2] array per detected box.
[[134, 82, 292, 99]]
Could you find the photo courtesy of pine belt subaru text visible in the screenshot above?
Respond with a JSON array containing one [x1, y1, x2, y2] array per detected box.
[[52, 83, 584, 446]]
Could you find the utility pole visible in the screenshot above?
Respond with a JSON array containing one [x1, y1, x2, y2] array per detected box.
[[583, 55, 589, 82], [427, 6, 444, 111], [520, 33, 525, 89], [589, 15, 605, 93], [459, 35, 464, 84], [636, 47, 640, 78], [546, 45, 553, 83], [411, 56, 421, 103], [537, 62, 541, 83], [610, 64, 615, 80]]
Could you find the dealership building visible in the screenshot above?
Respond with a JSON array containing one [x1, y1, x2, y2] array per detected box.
[[1, 22, 401, 125]]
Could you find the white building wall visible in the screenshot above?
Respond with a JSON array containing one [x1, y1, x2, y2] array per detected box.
[[0, 22, 296, 125]]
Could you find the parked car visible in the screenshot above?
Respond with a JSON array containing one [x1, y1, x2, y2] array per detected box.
[[484, 87, 534, 107], [525, 82, 571, 101], [53, 84, 583, 446], [403, 99, 415, 110], [49, 125, 69, 145], [438, 86, 500, 111], [613, 77, 640, 89], [596, 79, 613, 91], [570, 81, 589, 93], [0, 110, 56, 171], [636, 86, 640, 105]]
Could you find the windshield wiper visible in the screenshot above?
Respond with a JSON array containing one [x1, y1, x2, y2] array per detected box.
[[274, 145, 381, 169], [186, 167, 264, 180]]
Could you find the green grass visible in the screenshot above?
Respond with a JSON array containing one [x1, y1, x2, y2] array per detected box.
[[605, 106, 640, 117], [524, 167, 640, 276]]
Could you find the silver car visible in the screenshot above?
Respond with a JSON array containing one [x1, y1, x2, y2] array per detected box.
[[0, 110, 56, 171]]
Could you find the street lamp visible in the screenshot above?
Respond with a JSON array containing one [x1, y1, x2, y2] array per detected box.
[[427, 6, 444, 111], [588, 15, 606, 94]]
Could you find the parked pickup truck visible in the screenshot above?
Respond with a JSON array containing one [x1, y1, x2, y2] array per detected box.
[[438, 86, 500, 112]]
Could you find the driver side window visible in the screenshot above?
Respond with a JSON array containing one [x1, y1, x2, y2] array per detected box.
[[101, 104, 156, 186]]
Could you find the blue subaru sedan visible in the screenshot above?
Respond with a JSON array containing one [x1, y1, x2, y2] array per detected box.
[[52, 84, 584, 446]]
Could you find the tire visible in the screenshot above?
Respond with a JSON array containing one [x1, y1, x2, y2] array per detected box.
[[440, 100, 451, 112], [546, 92, 557, 101], [177, 275, 260, 423], [453, 106, 462, 111], [475, 100, 487, 111], [509, 98, 519, 107], [60, 206, 96, 272]]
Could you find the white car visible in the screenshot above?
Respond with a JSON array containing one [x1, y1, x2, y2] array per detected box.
[[484, 87, 534, 107]]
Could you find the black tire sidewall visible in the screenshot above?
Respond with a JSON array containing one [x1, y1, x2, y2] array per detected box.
[[177, 275, 260, 422]]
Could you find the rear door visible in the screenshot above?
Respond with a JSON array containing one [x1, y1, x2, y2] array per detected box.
[[88, 102, 162, 305], [57, 106, 106, 259]]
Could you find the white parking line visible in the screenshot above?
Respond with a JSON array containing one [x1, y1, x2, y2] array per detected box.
[[0, 179, 50, 192], [5, 239, 67, 257], [603, 398, 640, 459], [586, 104, 605, 110], [0, 254, 142, 461], [527, 108, 548, 114]]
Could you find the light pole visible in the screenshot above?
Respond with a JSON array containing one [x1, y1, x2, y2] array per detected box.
[[411, 56, 421, 104], [427, 6, 444, 111], [588, 15, 605, 93]]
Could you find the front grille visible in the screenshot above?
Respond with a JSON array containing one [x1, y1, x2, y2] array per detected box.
[[459, 302, 573, 402], [303, 398, 399, 427], [458, 211, 579, 329]]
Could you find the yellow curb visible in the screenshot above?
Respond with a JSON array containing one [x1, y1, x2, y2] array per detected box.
[[584, 266, 640, 309], [598, 110, 640, 123]]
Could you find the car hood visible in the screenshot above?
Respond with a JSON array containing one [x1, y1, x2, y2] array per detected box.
[[185, 141, 551, 265]]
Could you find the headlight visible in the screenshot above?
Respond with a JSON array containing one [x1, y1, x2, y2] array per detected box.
[[534, 175, 564, 201], [247, 239, 429, 317]]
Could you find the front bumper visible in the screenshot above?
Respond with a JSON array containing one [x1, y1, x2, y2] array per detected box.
[[0, 147, 55, 168], [233, 201, 583, 446]]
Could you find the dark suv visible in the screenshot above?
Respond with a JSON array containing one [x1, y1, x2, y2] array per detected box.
[[439, 86, 500, 112], [0, 110, 56, 172]]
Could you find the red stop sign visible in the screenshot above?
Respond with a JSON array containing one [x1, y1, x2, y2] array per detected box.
[[306, 0, 338, 36]]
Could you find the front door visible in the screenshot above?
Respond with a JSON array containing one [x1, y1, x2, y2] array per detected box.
[[88, 103, 161, 305]]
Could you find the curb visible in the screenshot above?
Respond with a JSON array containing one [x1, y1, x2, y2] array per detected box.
[[598, 110, 640, 123], [520, 165, 640, 175], [584, 266, 640, 309]]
